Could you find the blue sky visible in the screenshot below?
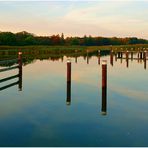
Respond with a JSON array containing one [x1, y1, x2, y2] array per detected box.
[[0, 1, 148, 39]]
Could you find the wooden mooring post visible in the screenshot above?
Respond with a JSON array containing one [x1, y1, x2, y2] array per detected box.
[[66, 59, 71, 105], [115, 52, 117, 61], [126, 51, 129, 68], [137, 51, 140, 63], [140, 51, 143, 59], [110, 50, 113, 66], [121, 52, 123, 59], [117, 52, 120, 58], [18, 52, 22, 91], [101, 60, 107, 115], [131, 52, 133, 61], [144, 50, 147, 69]]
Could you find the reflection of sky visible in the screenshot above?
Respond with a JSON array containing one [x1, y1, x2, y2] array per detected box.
[[0, 1, 148, 39], [0, 55, 148, 146]]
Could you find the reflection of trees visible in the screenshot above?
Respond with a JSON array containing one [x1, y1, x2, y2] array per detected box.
[[0, 49, 110, 67], [23, 58, 36, 66]]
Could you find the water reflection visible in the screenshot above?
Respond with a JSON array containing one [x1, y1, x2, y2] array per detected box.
[[87, 50, 89, 64], [75, 56, 78, 63], [98, 50, 101, 65], [0, 52, 23, 91], [0, 50, 147, 105], [115, 51, 147, 69], [131, 52, 134, 61], [144, 58, 147, 69], [67, 82, 71, 105], [0, 49, 98, 67], [0, 48, 148, 146]]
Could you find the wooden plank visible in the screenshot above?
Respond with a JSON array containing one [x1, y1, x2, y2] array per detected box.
[[0, 81, 18, 91], [0, 65, 19, 72], [0, 74, 19, 83]]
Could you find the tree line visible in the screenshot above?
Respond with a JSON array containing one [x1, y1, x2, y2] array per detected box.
[[0, 31, 147, 46]]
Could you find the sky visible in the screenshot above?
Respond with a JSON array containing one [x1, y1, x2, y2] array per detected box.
[[0, 0, 148, 39]]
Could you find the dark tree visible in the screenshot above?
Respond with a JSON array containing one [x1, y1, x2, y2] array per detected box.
[[0, 31, 147, 46]]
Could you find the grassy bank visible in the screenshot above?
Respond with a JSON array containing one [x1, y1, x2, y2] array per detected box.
[[0, 44, 148, 52]]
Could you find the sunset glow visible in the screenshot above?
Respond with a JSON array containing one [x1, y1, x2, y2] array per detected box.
[[0, 1, 148, 39]]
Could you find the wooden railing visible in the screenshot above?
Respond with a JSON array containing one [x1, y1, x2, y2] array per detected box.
[[0, 52, 22, 91]]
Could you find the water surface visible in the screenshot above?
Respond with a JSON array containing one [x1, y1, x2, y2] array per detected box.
[[0, 51, 148, 146]]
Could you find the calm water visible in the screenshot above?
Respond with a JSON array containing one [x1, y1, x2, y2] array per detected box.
[[0, 51, 148, 146]]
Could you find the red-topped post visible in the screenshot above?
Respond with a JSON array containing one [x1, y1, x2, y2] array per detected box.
[[101, 60, 107, 115], [66, 59, 71, 105], [67, 59, 71, 82]]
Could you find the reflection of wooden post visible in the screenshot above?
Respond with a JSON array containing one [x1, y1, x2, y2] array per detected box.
[[144, 59, 146, 70], [144, 51, 147, 69], [87, 50, 89, 64], [140, 52, 143, 59], [61, 56, 64, 62], [120, 56, 122, 63], [131, 52, 133, 61], [117, 52, 120, 58], [67, 59, 71, 105], [18, 52, 22, 91], [110, 50, 113, 66], [67, 81, 71, 105], [115, 52, 117, 61], [138, 52, 140, 58], [126, 51, 129, 68], [143, 51, 146, 60], [118, 52, 122, 58], [75, 56, 77, 63], [75, 49, 78, 63], [121, 52, 123, 58], [137, 51, 140, 63], [101, 60, 107, 115], [126, 51, 129, 59], [98, 50, 100, 65]]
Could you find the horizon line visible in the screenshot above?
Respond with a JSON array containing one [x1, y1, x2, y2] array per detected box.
[[1, 30, 148, 40]]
